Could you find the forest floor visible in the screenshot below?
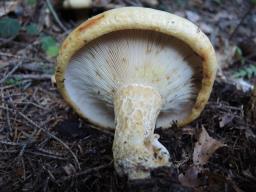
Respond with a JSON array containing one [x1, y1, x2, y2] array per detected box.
[[0, 0, 256, 191]]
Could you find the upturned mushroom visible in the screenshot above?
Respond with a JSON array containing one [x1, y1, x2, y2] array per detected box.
[[55, 7, 217, 180]]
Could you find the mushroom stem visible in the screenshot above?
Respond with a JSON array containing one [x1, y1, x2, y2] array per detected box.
[[113, 84, 170, 180]]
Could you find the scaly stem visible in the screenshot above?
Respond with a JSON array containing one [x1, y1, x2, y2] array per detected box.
[[113, 84, 170, 180]]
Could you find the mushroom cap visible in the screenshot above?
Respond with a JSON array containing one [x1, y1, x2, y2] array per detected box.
[[55, 7, 217, 130], [63, 0, 92, 9]]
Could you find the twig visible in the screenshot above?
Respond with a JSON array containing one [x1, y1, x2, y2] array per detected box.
[[0, 61, 23, 84], [10, 74, 52, 80], [229, 6, 252, 40], [0, 36, 16, 47], [8, 101, 46, 110], [21, 157, 26, 180], [0, 52, 45, 63], [0, 84, 18, 90], [58, 161, 113, 182], [42, 165, 56, 181], [0, 140, 21, 146], [1, 90, 12, 133], [25, 151, 67, 160], [0, 52, 29, 60], [20, 63, 45, 72], [36, 147, 65, 157], [0, 106, 81, 170], [46, 0, 68, 32], [18, 111, 81, 170], [226, 176, 245, 192], [18, 144, 27, 157], [0, 149, 18, 153]]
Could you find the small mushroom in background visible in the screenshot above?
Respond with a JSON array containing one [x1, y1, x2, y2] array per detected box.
[[63, 0, 92, 9], [62, 0, 93, 21], [55, 7, 217, 180]]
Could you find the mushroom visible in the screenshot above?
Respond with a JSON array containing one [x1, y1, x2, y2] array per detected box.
[[63, 0, 92, 9], [55, 7, 217, 180]]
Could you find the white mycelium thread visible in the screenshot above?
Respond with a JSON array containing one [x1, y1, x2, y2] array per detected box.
[[65, 30, 202, 128]]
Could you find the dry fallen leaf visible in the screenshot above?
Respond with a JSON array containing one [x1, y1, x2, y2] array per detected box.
[[178, 166, 202, 188], [185, 10, 200, 22], [63, 163, 76, 175], [0, 60, 9, 69], [179, 127, 226, 188], [0, 1, 19, 17], [219, 114, 234, 128], [216, 42, 236, 69], [199, 22, 213, 34], [193, 127, 225, 166], [246, 86, 256, 123], [213, 10, 236, 21], [232, 79, 253, 92]]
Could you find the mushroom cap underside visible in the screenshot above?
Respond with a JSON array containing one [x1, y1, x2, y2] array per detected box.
[[55, 7, 217, 130]]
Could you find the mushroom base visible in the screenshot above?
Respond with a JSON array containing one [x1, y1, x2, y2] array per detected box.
[[113, 84, 170, 180]]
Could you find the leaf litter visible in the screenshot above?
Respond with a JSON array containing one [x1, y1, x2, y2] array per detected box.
[[0, 0, 256, 191], [179, 127, 226, 188], [193, 127, 226, 167]]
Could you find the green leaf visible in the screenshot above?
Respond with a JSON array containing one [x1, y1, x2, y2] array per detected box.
[[233, 70, 246, 79], [213, 0, 223, 4], [176, 0, 187, 6], [40, 36, 56, 50], [251, 0, 256, 5], [26, 23, 40, 35], [40, 36, 59, 57], [233, 64, 256, 79], [5, 77, 22, 86], [46, 45, 59, 57], [0, 17, 21, 38], [235, 46, 243, 59], [26, 0, 37, 6]]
